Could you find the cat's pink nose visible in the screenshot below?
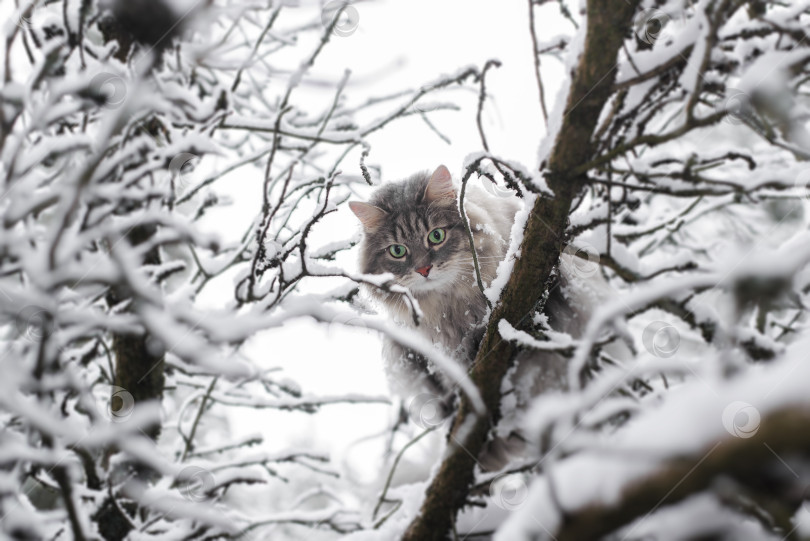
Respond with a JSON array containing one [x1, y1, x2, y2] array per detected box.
[[415, 265, 432, 278]]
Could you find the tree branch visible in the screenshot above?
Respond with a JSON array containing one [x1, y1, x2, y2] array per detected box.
[[401, 1, 640, 538], [551, 406, 810, 540]]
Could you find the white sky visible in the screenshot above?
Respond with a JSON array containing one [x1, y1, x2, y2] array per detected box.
[[216, 0, 573, 487]]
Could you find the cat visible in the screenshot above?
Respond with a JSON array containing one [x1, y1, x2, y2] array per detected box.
[[349, 165, 610, 468], [349, 166, 516, 395]]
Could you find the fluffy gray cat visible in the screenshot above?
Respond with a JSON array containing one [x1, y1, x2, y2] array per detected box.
[[349, 165, 608, 468], [350, 166, 516, 392]]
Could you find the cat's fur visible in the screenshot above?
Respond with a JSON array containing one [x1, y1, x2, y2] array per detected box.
[[350, 166, 517, 394], [350, 165, 611, 469]]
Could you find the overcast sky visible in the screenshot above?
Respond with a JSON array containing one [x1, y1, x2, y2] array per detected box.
[[213, 0, 571, 485]]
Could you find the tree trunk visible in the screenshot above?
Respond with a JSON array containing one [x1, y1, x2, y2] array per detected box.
[[401, 1, 640, 538]]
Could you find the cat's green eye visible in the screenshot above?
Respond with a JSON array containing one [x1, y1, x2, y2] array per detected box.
[[388, 244, 407, 258], [428, 228, 446, 245]]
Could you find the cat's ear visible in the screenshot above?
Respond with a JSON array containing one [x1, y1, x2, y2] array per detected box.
[[424, 165, 455, 202], [349, 201, 386, 230]]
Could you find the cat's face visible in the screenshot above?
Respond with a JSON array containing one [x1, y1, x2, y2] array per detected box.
[[360, 204, 466, 295], [350, 166, 473, 296]]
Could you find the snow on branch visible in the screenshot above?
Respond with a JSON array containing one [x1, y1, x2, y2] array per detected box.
[[0, 1, 488, 539]]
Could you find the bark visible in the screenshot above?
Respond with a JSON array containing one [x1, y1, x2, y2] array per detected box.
[[97, 224, 165, 541], [94, 15, 170, 535], [553, 406, 810, 540], [401, 1, 639, 539], [108, 224, 165, 443]]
